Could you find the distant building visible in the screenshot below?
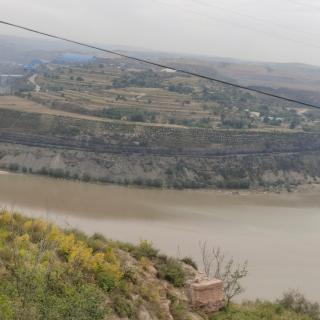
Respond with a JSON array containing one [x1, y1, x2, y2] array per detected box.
[[161, 68, 176, 73], [250, 111, 260, 118], [24, 59, 43, 72], [53, 53, 96, 64]]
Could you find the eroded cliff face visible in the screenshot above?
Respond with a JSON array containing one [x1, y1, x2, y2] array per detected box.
[[1, 142, 319, 190], [0, 108, 320, 189]]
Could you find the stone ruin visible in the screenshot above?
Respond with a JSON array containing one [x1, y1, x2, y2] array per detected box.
[[188, 275, 224, 313]]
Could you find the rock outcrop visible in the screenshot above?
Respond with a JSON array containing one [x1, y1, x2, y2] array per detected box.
[[188, 279, 224, 312]]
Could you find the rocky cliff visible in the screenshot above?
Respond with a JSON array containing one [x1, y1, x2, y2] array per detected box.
[[0, 108, 320, 189]]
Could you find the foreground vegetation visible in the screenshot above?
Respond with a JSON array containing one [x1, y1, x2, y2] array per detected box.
[[0, 211, 209, 320], [0, 211, 192, 319], [0, 211, 319, 320], [211, 300, 317, 320]]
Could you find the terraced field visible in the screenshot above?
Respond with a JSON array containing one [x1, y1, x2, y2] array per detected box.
[[0, 95, 187, 128], [24, 59, 318, 131]]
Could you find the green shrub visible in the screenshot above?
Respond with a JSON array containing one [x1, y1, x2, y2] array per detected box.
[[156, 258, 186, 287], [211, 301, 312, 320], [8, 163, 19, 171], [278, 290, 320, 320], [0, 211, 117, 320], [96, 270, 117, 292], [123, 267, 138, 284], [181, 257, 198, 270], [133, 240, 159, 259], [112, 294, 135, 318], [170, 301, 190, 320], [112, 70, 161, 88], [87, 233, 108, 252], [111, 241, 136, 253], [218, 178, 250, 189], [168, 84, 193, 94], [98, 107, 156, 123], [68, 227, 89, 239], [0, 294, 13, 320]]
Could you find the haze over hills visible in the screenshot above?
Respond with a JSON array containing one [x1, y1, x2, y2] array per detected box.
[[2, 34, 320, 107]]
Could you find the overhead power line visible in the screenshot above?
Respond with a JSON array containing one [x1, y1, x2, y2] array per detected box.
[[155, 0, 320, 50], [0, 20, 320, 110], [189, 0, 320, 40], [286, 0, 320, 11]]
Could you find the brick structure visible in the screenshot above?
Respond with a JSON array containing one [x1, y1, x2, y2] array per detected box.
[[188, 279, 224, 312]]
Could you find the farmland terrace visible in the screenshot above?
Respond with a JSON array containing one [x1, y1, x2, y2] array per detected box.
[[23, 60, 320, 132]]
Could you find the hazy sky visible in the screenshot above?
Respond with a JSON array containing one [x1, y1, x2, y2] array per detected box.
[[1, 0, 320, 65]]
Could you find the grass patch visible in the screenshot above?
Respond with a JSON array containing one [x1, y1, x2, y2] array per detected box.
[[156, 258, 186, 287]]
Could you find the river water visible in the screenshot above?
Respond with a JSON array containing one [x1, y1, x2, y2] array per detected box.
[[0, 170, 319, 301]]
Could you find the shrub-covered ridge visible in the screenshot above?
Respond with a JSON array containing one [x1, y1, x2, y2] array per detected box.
[[0, 210, 199, 320]]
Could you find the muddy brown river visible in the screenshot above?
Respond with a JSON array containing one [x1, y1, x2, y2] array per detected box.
[[0, 170, 319, 301]]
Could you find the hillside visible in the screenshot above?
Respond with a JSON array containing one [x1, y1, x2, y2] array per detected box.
[[26, 60, 320, 131], [0, 102, 320, 189], [1, 39, 320, 190], [0, 210, 200, 320], [0, 211, 317, 320]]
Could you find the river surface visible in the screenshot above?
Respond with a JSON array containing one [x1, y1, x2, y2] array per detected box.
[[0, 171, 320, 301]]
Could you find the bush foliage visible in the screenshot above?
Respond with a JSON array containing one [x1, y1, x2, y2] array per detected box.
[[0, 212, 189, 319], [211, 301, 313, 320], [0, 211, 315, 320], [278, 290, 320, 320], [156, 258, 186, 287], [0, 211, 121, 319]]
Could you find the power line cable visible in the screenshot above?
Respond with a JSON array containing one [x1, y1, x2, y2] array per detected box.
[[155, 0, 320, 50], [189, 0, 320, 40], [286, 0, 320, 11], [0, 20, 320, 110]]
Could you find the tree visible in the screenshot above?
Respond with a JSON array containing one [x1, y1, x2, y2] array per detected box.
[[199, 241, 248, 306], [289, 117, 300, 129]]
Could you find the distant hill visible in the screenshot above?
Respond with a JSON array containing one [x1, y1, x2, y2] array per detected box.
[[1, 33, 320, 99], [0, 34, 92, 64], [159, 58, 320, 106]]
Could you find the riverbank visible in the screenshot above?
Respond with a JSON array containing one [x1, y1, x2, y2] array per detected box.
[[1, 104, 320, 191], [1, 159, 320, 194]]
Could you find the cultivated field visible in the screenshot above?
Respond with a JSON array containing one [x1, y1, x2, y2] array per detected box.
[[0, 95, 186, 128], [21, 58, 319, 132]]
